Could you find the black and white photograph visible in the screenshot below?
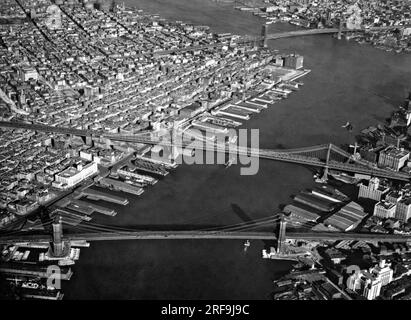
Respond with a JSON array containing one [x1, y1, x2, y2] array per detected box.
[[0, 0, 411, 309]]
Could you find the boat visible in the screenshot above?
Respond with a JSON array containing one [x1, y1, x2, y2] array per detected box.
[[225, 157, 235, 168], [328, 170, 361, 184], [313, 172, 326, 184], [22, 282, 39, 290], [58, 259, 75, 266], [243, 240, 250, 252]]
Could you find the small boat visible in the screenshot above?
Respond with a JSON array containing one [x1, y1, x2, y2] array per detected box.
[[225, 157, 235, 168], [329, 170, 361, 184], [244, 240, 250, 252], [342, 121, 353, 131], [22, 282, 39, 289]]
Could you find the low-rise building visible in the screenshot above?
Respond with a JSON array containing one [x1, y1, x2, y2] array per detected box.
[[54, 162, 98, 188]]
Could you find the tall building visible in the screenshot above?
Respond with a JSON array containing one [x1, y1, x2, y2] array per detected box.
[[362, 274, 382, 300], [395, 198, 411, 222], [378, 146, 409, 171], [386, 190, 403, 204], [386, 191, 411, 222], [370, 260, 393, 286], [261, 24, 268, 48], [373, 200, 396, 219], [358, 177, 389, 201], [347, 270, 382, 300], [283, 54, 304, 70]]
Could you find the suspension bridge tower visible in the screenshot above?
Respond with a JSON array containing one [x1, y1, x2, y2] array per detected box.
[[261, 24, 268, 48], [337, 19, 343, 40], [48, 217, 70, 259], [320, 143, 332, 182], [277, 215, 287, 255]]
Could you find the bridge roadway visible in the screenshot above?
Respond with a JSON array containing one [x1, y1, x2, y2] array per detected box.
[[0, 120, 94, 137], [152, 25, 411, 56], [2, 230, 411, 244], [0, 231, 277, 243], [1, 121, 409, 181], [106, 135, 411, 181]]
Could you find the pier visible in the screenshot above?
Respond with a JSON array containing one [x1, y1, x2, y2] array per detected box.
[[80, 188, 129, 205], [69, 199, 116, 217], [0, 265, 73, 280], [99, 177, 145, 196]]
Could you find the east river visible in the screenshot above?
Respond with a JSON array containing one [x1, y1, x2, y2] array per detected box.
[[63, 0, 411, 299]]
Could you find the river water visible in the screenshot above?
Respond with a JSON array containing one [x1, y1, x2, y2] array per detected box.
[[63, 0, 411, 299]]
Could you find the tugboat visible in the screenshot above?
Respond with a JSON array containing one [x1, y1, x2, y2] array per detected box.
[[243, 240, 250, 252], [225, 157, 235, 169], [313, 171, 326, 184]]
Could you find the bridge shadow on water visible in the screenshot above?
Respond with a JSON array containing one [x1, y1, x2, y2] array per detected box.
[[230, 203, 277, 249]]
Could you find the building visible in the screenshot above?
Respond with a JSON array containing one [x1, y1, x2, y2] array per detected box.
[[358, 177, 389, 201], [273, 56, 284, 67], [347, 270, 382, 300], [370, 260, 393, 287], [362, 274, 382, 300], [386, 191, 403, 204], [386, 191, 411, 222], [373, 200, 396, 219], [19, 66, 38, 82], [283, 54, 304, 70], [378, 146, 409, 171], [283, 204, 321, 223], [323, 201, 367, 231], [54, 162, 98, 188], [395, 197, 411, 222], [402, 27, 411, 37], [178, 102, 205, 118], [323, 248, 346, 264]]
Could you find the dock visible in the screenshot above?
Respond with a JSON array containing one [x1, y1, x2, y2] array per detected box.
[[214, 107, 250, 120], [131, 157, 169, 176], [202, 115, 242, 128], [99, 177, 144, 196], [80, 188, 129, 205], [0, 265, 73, 280], [230, 103, 259, 113], [22, 291, 64, 300], [191, 119, 229, 133], [55, 208, 92, 222], [70, 199, 117, 216]]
